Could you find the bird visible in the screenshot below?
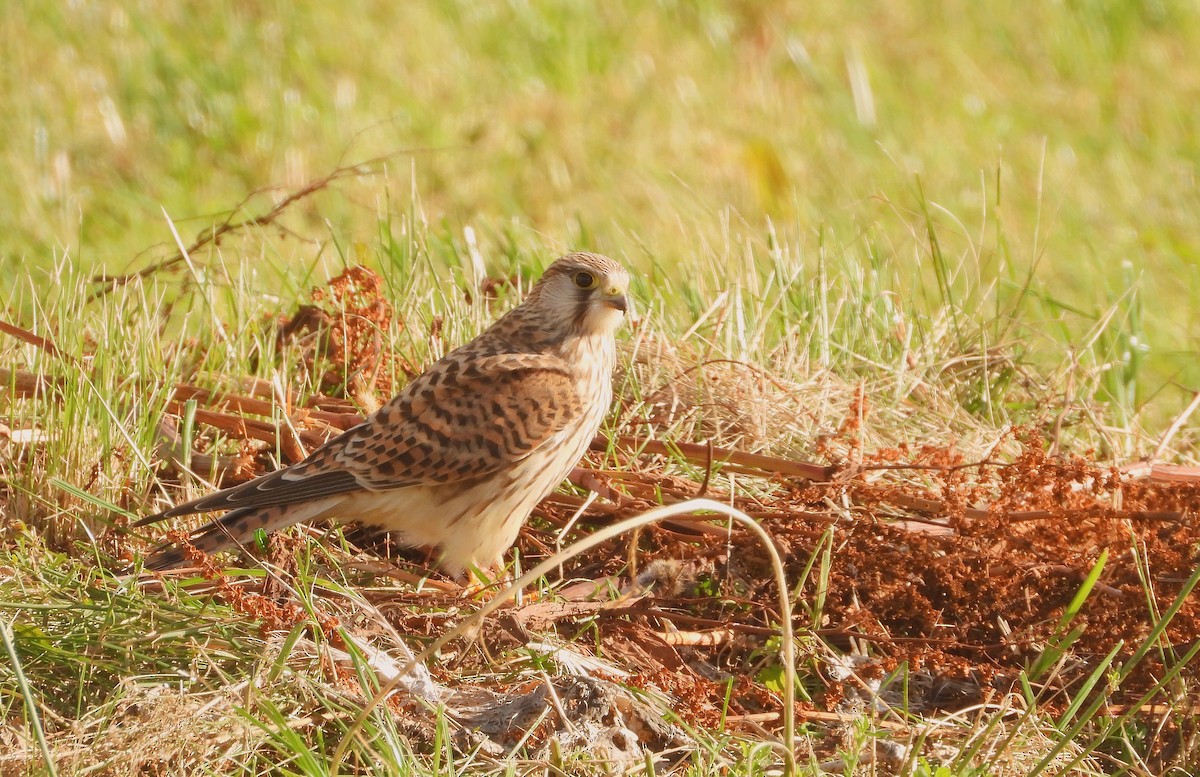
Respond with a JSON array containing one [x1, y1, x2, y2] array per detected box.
[[137, 252, 630, 578]]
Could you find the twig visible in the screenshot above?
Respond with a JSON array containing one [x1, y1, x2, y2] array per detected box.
[[87, 157, 391, 299], [0, 368, 60, 399], [604, 434, 834, 481], [0, 319, 78, 367], [696, 439, 715, 497], [656, 628, 735, 646]]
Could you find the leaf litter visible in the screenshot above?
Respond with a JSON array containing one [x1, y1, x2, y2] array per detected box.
[[5, 265, 1200, 772]]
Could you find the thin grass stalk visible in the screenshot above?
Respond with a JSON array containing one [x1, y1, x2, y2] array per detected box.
[[1, 617, 60, 776]]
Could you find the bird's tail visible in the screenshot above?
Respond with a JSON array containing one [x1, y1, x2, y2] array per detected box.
[[142, 500, 335, 571]]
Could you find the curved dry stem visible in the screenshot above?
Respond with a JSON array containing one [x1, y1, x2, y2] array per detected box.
[[329, 497, 798, 775]]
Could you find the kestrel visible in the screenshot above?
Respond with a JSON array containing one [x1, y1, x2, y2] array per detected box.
[[138, 252, 629, 576]]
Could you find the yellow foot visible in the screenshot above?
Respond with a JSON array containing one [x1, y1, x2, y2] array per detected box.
[[462, 565, 509, 600], [460, 565, 550, 603]]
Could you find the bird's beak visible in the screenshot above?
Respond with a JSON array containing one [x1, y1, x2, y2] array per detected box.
[[601, 292, 628, 313]]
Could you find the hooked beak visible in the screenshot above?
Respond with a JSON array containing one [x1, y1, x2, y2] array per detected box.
[[600, 290, 628, 313]]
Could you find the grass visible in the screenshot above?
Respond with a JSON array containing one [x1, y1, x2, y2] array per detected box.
[[3, 0, 1200, 774], [6, 0, 1200, 416]]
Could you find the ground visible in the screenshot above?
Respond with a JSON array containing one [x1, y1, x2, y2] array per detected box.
[[3, 2, 1200, 775]]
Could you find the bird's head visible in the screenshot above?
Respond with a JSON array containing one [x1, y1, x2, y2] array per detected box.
[[525, 252, 631, 337]]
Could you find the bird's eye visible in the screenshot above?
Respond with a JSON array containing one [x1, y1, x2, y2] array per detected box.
[[573, 271, 596, 289]]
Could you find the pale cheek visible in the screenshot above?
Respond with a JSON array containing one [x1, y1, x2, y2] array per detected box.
[[586, 305, 626, 332]]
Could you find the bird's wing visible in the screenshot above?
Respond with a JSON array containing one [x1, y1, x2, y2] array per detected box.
[[331, 352, 584, 489], [137, 353, 582, 524]]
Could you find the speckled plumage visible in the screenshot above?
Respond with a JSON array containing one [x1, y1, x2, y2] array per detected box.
[[139, 252, 630, 576]]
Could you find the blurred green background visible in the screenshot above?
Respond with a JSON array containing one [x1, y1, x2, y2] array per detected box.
[[3, 0, 1200, 424]]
